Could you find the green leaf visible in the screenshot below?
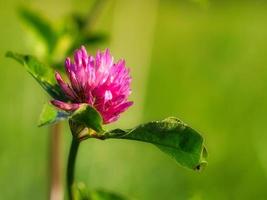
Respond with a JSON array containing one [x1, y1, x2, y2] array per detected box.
[[104, 117, 207, 171], [89, 190, 129, 200], [70, 104, 103, 133], [65, 32, 108, 57], [81, 33, 108, 46], [38, 103, 70, 126], [6, 51, 67, 101], [74, 182, 129, 200], [18, 7, 58, 53]]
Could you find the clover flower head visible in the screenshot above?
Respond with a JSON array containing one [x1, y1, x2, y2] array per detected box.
[[51, 46, 133, 124]]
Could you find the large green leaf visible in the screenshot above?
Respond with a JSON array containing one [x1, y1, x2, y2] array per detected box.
[[104, 117, 207, 171], [6, 51, 66, 101], [38, 103, 70, 127], [19, 7, 58, 53], [70, 104, 103, 133]]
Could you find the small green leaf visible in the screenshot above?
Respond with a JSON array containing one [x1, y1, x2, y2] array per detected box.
[[104, 117, 207, 171], [71, 104, 103, 133], [19, 7, 58, 53], [89, 190, 129, 200], [65, 32, 108, 57], [38, 103, 70, 126], [81, 33, 108, 47], [6, 51, 67, 101], [73, 182, 129, 200]]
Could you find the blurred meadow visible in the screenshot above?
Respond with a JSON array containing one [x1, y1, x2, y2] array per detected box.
[[1, 0, 267, 199]]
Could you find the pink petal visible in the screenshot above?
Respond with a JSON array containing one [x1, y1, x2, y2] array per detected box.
[[55, 72, 76, 100], [51, 100, 80, 111]]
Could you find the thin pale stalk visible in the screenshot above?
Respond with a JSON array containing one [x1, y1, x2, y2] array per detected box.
[[49, 123, 63, 200]]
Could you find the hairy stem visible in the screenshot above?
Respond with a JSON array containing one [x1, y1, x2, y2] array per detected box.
[[67, 138, 80, 200]]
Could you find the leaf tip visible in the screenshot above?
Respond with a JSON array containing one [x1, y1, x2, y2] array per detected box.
[[5, 51, 25, 65], [5, 51, 13, 58], [194, 146, 208, 172], [194, 161, 208, 172]]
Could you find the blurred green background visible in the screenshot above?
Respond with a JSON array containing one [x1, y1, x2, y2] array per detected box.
[[1, 0, 267, 199]]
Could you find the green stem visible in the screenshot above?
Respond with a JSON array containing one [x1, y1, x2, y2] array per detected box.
[[67, 138, 80, 200]]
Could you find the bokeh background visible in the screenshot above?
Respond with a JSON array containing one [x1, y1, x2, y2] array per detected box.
[[1, 0, 267, 199]]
